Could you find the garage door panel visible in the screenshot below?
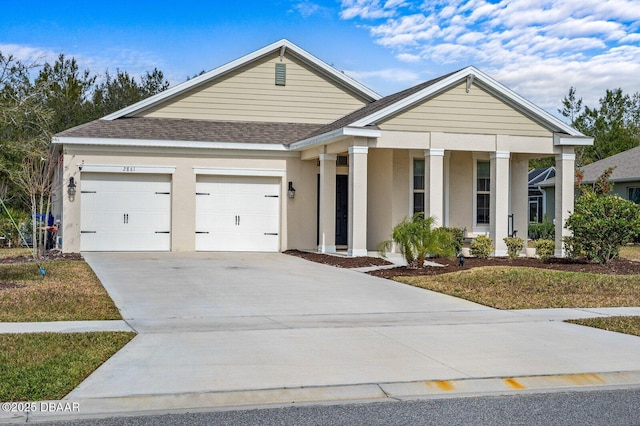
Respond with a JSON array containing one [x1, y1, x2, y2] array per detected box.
[[195, 176, 281, 252], [80, 173, 171, 251]]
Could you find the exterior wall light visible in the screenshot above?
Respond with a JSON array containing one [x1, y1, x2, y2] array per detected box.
[[68, 177, 77, 196], [288, 181, 296, 199]]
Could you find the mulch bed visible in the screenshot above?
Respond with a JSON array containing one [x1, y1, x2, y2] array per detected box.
[[0, 251, 83, 264], [283, 250, 640, 277], [284, 249, 393, 268]]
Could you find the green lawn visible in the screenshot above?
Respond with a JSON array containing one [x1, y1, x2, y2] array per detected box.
[[568, 316, 640, 337], [0, 332, 135, 402], [0, 260, 121, 322]]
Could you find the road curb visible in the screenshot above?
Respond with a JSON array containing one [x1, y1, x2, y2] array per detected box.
[[3, 370, 640, 423]]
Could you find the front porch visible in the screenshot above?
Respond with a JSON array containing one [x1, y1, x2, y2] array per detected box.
[[303, 139, 577, 258]]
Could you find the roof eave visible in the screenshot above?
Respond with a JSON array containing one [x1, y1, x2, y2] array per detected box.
[[289, 126, 382, 151], [53, 136, 289, 151]]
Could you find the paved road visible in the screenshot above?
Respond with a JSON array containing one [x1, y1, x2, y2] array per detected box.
[[37, 388, 640, 426]]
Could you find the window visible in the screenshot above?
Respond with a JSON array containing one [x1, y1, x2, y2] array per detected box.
[[629, 187, 640, 204], [413, 159, 425, 214], [476, 161, 490, 225], [529, 198, 541, 222]]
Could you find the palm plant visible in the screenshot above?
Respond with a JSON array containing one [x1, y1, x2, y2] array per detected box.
[[378, 213, 455, 268]]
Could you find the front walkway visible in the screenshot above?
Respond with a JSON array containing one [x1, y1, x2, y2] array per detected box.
[[2, 252, 640, 423]]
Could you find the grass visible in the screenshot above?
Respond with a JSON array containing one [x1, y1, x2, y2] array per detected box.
[[620, 245, 640, 262], [395, 267, 640, 310], [0, 260, 121, 322], [0, 332, 135, 402], [568, 316, 640, 337], [0, 248, 32, 259]]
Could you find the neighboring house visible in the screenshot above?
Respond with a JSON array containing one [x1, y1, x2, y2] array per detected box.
[[51, 39, 592, 257], [539, 145, 640, 221], [528, 167, 555, 223]]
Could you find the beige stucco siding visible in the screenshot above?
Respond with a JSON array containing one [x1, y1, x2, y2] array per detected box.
[[447, 151, 474, 232], [137, 52, 369, 124], [379, 83, 552, 138], [60, 148, 318, 253], [367, 149, 394, 251]]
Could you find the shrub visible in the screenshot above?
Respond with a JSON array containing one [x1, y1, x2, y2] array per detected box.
[[533, 239, 555, 261], [470, 235, 493, 258], [528, 221, 555, 240], [378, 213, 456, 268], [562, 236, 584, 260], [441, 227, 464, 254], [565, 191, 640, 264], [503, 237, 524, 260]]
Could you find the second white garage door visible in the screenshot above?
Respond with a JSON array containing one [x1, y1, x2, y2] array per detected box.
[[195, 176, 281, 252]]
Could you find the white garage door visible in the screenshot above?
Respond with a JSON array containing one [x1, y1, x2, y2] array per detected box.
[[80, 173, 171, 251], [195, 176, 280, 252]]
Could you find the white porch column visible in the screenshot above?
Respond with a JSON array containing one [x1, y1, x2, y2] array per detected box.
[[490, 151, 510, 256], [348, 145, 368, 257], [425, 148, 445, 226], [511, 155, 529, 252], [318, 154, 337, 253], [555, 150, 575, 257]]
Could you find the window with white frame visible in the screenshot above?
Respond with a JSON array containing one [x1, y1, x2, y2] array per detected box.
[[476, 161, 490, 225], [413, 159, 425, 215]]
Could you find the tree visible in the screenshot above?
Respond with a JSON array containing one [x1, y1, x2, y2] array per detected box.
[[556, 87, 640, 167], [92, 68, 169, 117], [34, 54, 96, 133], [0, 53, 54, 255]]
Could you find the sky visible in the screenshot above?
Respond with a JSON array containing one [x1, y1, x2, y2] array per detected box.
[[1, 0, 639, 118]]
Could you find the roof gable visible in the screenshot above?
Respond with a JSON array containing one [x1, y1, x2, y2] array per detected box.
[[103, 39, 381, 121]]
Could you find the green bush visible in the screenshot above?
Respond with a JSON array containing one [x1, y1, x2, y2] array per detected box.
[[441, 227, 464, 254], [565, 191, 640, 264], [0, 208, 30, 247], [503, 237, 524, 260], [562, 236, 584, 260], [378, 213, 456, 268], [528, 221, 555, 240], [470, 235, 493, 258], [533, 239, 555, 261]]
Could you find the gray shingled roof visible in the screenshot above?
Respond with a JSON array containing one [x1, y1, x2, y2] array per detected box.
[[305, 70, 461, 139], [56, 118, 323, 145], [579, 145, 640, 183]]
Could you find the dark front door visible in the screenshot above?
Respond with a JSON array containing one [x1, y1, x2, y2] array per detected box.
[[316, 174, 349, 246], [335, 175, 348, 246]]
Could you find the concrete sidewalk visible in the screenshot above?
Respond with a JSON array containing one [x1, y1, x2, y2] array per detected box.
[[2, 252, 640, 423]]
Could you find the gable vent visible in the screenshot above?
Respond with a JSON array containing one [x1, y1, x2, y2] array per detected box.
[[275, 63, 286, 86]]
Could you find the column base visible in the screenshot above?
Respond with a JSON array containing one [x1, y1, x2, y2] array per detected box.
[[492, 249, 508, 257], [318, 245, 336, 254], [348, 248, 368, 257]]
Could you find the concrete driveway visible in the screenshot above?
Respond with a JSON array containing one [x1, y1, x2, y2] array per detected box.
[[68, 252, 640, 406]]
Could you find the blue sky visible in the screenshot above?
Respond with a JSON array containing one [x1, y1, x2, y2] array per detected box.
[[1, 0, 639, 117]]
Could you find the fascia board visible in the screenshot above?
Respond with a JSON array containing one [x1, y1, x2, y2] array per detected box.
[[103, 39, 380, 120], [289, 127, 381, 150], [53, 136, 289, 151], [554, 134, 594, 146]]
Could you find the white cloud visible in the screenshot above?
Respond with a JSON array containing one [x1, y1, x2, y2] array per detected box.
[[0, 43, 58, 65], [344, 67, 423, 90], [340, 0, 400, 19], [339, 0, 640, 113]]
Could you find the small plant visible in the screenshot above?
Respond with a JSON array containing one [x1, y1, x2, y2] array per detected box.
[[533, 239, 555, 261], [470, 235, 493, 258], [378, 214, 455, 268], [528, 221, 555, 240], [503, 237, 524, 260], [441, 227, 464, 254]]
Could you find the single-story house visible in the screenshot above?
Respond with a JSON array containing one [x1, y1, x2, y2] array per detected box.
[[51, 39, 593, 257], [528, 166, 555, 223], [539, 145, 640, 218]]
